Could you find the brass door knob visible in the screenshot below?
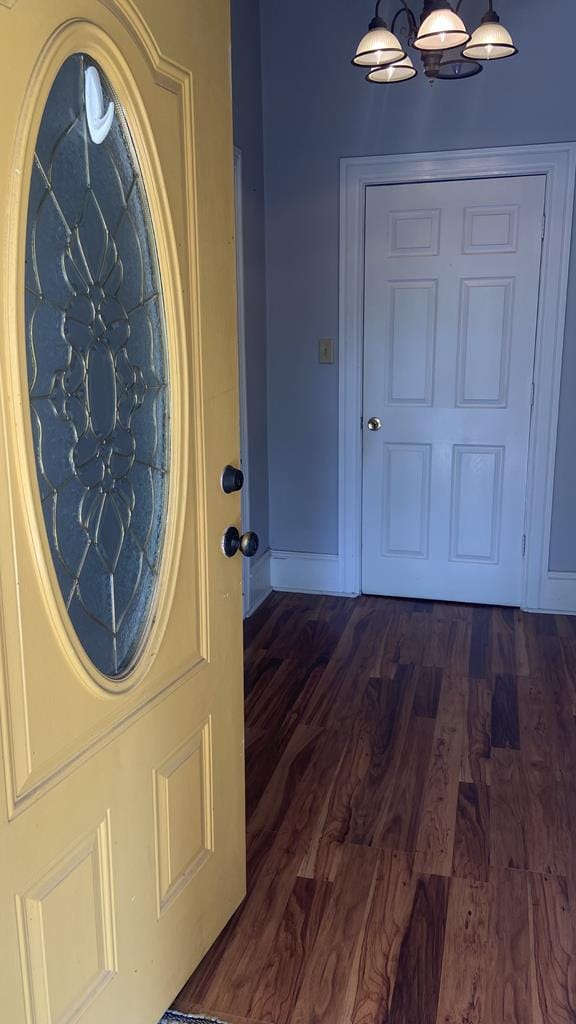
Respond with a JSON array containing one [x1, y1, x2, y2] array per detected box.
[[367, 416, 382, 431]]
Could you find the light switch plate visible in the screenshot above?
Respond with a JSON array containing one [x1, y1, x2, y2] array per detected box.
[[319, 338, 335, 364]]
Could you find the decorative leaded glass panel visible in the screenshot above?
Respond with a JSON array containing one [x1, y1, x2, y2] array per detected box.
[[25, 54, 170, 679]]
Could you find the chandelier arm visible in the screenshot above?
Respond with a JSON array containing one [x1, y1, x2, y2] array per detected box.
[[375, 0, 414, 19], [391, 4, 418, 38]]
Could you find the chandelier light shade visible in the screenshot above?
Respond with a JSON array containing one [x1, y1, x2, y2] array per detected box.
[[352, 16, 406, 66], [350, 1, 517, 84], [367, 56, 417, 83], [462, 9, 517, 60], [414, 5, 470, 51]]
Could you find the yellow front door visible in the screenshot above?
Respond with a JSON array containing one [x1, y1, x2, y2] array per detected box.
[[0, 2, 245, 1021]]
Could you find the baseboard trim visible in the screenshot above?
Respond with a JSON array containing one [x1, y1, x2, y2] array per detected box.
[[270, 550, 348, 595], [244, 548, 272, 618], [262, 553, 576, 612], [527, 571, 576, 615]]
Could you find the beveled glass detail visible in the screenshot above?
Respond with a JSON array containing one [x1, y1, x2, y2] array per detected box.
[[25, 54, 170, 679]]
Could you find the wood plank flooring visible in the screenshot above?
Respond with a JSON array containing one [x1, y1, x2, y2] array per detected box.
[[173, 592, 576, 1023]]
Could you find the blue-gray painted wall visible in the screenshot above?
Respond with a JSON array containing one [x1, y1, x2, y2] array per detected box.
[[258, 0, 576, 570]]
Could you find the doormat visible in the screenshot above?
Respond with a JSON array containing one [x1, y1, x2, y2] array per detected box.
[[160, 1013, 231, 1024]]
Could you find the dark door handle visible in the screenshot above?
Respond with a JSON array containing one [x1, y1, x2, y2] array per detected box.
[[222, 527, 259, 558], [240, 531, 259, 557], [221, 465, 244, 493]]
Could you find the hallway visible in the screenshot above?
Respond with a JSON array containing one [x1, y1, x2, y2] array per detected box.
[[174, 591, 576, 1023]]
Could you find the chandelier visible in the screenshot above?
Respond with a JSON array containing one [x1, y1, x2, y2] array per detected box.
[[352, 0, 517, 83]]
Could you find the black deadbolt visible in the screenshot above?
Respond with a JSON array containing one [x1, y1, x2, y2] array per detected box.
[[221, 465, 244, 494], [223, 527, 259, 558], [223, 526, 240, 557]]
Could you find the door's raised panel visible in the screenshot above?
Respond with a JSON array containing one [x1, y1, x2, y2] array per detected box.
[[462, 205, 519, 254], [450, 446, 504, 563], [17, 814, 117, 1024], [387, 209, 440, 257], [456, 278, 514, 407], [154, 719, 214, 917], [386, 280, 437, 405], [382, 443, 431, 558]]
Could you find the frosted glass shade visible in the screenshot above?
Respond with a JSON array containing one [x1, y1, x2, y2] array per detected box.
[[352, 23, 405, 67], [414, 7, 470, 51], [367, 56, 417, 83], [463, 18, 517, 59]]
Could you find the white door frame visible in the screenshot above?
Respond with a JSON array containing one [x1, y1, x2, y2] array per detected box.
[[338, 144, 576, 610], [233, 147, 251, 615]]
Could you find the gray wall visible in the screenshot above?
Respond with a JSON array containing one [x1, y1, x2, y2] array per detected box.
[[231, 0, 269, 552], [550, 233, 576, 572], [260, 0, 576, 568]]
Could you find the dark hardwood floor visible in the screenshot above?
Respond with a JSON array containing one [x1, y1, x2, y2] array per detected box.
[[173, 591, 576, 1024]]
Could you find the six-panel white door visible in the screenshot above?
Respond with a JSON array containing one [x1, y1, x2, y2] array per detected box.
[[362, 176, 546, 605]]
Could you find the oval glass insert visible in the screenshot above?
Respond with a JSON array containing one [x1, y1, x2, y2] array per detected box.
[[24, 54, 170, 679]]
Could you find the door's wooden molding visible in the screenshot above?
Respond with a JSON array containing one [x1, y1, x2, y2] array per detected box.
[[153, 718, 214, 918], [98, 0, 192, 92], [338, 145, 576, 607], [16, 813, 117, 1024], [6, 653, 205, 819]]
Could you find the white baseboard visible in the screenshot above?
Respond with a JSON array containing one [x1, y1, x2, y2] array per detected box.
[[269, 550, 347, 595], [527, 572, 576, 615], [263, 551, 576, 613], [246, 552, 576, 614], [243, 548, 272, 618]]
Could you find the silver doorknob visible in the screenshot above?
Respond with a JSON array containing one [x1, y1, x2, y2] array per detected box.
[[367, 416, 382, 431]]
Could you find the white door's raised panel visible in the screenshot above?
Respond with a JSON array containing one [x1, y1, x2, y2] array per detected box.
[[450, 446, 504, 563], [382, 443, 431, 558], [17, 816, 117, 1024], [154, 720, 214, 917], [456, 278, 514, 407], [463, 205, 519, 254], [386, 280, 437, 406], [387, 208, 441, 257]]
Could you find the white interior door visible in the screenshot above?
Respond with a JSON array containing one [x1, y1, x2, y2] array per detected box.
[[362, 175, 546, 605]]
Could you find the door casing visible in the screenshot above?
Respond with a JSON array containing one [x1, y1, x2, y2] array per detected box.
[[337, 144, 576, 612]]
